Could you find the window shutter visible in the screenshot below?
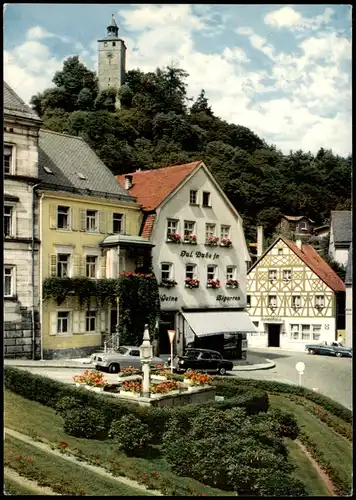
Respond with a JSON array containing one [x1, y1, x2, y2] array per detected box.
[[100, 311, 106, 333], [80, 312, 86, 333], [49, 254, 57, 277], [72, 207, 79, 231], [122, 214, 126, 234], [101, 254, 106, 279], [107, 214, 114, 235], [49, 312, 57, 335], [73, 254, 84, 277], [99, 211, 106, 234], [73, 311, 80, 334], [49, 204, 57, 229], [80, 209, 86, 231]]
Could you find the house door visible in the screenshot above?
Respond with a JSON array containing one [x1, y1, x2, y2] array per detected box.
[[268, 324, 280, 347]]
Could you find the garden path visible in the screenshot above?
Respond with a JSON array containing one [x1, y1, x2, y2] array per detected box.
[[4, 427, 163, 496], [4, 466, 60, 495], [295, 439, 335, 496]]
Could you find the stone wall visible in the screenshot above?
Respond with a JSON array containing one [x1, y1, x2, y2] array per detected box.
[[42, 345, 100, 360], [4, 309, 40, 359]]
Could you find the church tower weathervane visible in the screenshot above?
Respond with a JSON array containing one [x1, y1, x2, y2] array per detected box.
[[97, 14, 126, 106]]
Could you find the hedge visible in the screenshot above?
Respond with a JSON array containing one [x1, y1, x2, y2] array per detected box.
[[4, 366, 268, 442], [214, 377, 352, 423]]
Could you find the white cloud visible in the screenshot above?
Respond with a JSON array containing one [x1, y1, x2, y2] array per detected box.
[[3, 5, 351, 156], [264, 6, 334, 32], [27, 26, 70, 43]]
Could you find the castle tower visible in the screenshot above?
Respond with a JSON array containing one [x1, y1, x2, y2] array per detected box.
[[97, 14, 126, 95]]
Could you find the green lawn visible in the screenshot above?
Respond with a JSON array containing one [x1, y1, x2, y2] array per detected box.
[[5, 434, 153, 496], [4, 471, 43, 496], [4, 390, 232, 496], [269, 394, 352, 493], [284, 438, 329, 496]]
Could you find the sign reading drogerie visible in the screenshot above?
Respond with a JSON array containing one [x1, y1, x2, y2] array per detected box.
[[180, 250, 219, 260]]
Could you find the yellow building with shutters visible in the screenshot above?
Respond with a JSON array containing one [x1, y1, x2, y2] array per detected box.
[[37, 129, 148, 359]]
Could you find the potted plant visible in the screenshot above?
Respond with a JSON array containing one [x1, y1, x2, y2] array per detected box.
[[159, 278, 177, 289], [167, 232, 181, 243], [226, 279, 238, 288], [220, 238, 232, 247], [183, 370, 213, 391], [206, 236, 219, 246], [184, 234, 197, 244], [185, 278, 200, 289], [207, 279, 220, 289], [81, 370, 107, 392]]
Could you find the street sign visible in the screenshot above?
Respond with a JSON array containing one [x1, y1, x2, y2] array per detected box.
[[295, 361, 305, 374], [168, 330, 176, 344]]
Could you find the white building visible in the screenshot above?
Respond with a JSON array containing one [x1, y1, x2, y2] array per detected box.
[[329, 210, 352, 267], [117, 161, 256, 356], [4, 81, 43, 358], [247, 236, 346, 351], [345, 244, 352, 347]]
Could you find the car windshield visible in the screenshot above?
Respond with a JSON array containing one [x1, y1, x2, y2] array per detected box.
[[118, 347, 129, 355]]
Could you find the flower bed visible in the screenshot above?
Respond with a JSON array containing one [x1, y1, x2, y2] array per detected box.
[[120, 379, 180, 397], [73, 370, 107, 388], [183, 370, 213, 387], [117, 366, 141, 377]]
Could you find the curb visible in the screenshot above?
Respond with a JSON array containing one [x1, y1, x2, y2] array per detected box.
[[232, 359, 276, 371], [4, 361, 91, 370]]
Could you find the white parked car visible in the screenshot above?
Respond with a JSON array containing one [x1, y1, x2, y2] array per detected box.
[[93, 345, 166, 373]]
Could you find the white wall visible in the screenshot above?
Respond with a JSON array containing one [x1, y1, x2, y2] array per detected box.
[[247, 315, 336, 351], [345, 284, 352, 347], [151, 166, 249, 311], [334, 248, 350, 267]]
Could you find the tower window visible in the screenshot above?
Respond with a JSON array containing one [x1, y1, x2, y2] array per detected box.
[[112, 42, 116, 46], [104, 42, 108, 47]]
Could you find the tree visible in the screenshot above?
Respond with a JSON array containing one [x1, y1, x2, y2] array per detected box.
[[190, 89, 214, 117], [94, 88, 117, 112]]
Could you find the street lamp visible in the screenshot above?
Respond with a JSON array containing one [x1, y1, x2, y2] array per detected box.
[[140, 324, 153, 398]]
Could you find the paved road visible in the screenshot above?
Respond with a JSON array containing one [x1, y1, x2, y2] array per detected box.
[[240, 348, 352, 410]]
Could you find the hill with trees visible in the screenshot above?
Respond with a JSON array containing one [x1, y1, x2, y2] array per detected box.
[[30, 56, 351, 242]]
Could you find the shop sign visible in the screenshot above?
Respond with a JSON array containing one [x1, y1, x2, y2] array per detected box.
[[216, 295, 240, 302], [180, 250, 219, 260], [160, 294, 178, 302]]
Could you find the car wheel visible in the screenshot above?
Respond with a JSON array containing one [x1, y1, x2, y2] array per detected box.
[[335, 352, 343, 358], [308, 349, 316, 355], [108, 363, 120, 373], [218, 366, 227, 375]]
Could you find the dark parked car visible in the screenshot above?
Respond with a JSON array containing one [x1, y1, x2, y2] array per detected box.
[[305, 342, 352, 358], [170, 348, 234, 375]]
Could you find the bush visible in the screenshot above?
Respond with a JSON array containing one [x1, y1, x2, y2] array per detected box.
[[109, 415, 152, 453], [268, 408, 299, 440], [215, 377, 352, 423], [62, 407, 107, 439]]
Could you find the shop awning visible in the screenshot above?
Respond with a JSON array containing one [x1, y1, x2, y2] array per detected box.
[[182, 311, 257, 338]]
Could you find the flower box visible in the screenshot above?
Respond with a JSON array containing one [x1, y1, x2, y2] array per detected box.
[[220, 238, 232, 247], [185, 278, 200, 289], [167, 233, 181, 243], [120, 390, 140, 398], [159, 279, 177, 289], [186, 384, 211, 392], [183, 235, 197, 244], [226, 280, 238, 288], [85, 385, 104, 393], [207, 279, 220, 289], [117, 374, 142, 382], [206, 237, 219, 247]]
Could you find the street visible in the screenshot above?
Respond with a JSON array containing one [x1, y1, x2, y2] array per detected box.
[[240, 348, 352, 410], [6, 347, 352, 410]]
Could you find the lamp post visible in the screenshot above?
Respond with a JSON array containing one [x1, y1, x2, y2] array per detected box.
[[140, 324, 153, 398]]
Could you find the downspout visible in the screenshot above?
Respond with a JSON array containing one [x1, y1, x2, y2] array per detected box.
[[39, 192, 44, 359], [31, 183, 40, 360]]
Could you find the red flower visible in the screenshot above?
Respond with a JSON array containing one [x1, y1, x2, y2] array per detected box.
[[59, 441, 68, 448], [27, 458, 33, 463]]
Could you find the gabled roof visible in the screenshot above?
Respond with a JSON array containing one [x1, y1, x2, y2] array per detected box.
[[248, 236, 345, 292], [345, 244, 352, 285], [282, 215, 315, 223], [39, 129, 135, 202], [4, 81, 42, 122], [330, 211, 352, 245], [117, 161, 201, 211]]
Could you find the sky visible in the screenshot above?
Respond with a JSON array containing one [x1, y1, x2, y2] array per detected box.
[[4, 3, 352, 156]]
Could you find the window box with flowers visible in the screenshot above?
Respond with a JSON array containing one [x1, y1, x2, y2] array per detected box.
[[206, 236, 219, 247], [73, 370, 107, 392], [185, 278, 200, 289], [184, 234, 197, 244], [167, 233, 181, 243], [220, 238, 232, 247], [159, 278, 177, 289], [226, 279, 238, 288], [207, 279, 220, 289]]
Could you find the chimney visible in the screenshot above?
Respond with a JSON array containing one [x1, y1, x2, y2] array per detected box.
[[125, 175, 133, 190], [257, 225, 264, 258], [296, 239, 302, 250]]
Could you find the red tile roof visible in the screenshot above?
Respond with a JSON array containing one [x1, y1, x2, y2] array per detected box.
[[281, 237, 345, 292], [117, 161, 201, 211], [141, 214, 156, 239]]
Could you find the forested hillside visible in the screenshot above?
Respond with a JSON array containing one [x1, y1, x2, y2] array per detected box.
[[30, 56, 351, 242]]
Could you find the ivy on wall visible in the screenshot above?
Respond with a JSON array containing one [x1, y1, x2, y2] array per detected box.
[[43, 273, 160, 345]]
